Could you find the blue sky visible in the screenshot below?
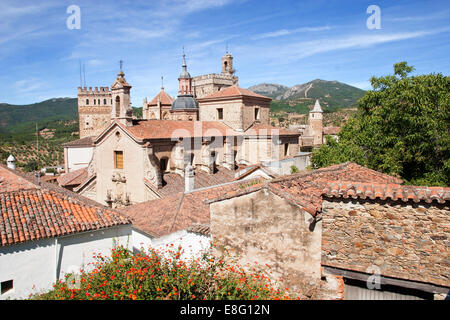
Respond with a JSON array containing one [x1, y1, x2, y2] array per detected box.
[[0, 0, 449, 106]]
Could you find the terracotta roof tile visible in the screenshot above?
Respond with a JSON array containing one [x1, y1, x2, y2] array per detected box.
[[148, 89, 174, 106], [61, 136, 95, 147], [146, 166, 237, 198], [122, 178, 263, 237], [0, 165, 38, 192], [57, 167, 88, 187], [322, 181, 450, 204]]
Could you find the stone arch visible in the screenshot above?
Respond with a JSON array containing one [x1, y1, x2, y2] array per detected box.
[[149, 112, 156, 119], [162, 111, 169, 120]]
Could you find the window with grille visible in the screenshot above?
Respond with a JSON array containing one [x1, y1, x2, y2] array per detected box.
[[217, 108, 223, 120]]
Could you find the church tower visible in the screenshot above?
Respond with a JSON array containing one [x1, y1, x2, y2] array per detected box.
[[110, 62, 133, 126], [309, 99, 323, 146], [221, 51, 235, 76]]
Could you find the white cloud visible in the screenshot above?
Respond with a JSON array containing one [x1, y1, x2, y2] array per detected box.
[[252, 25, 333, 40]]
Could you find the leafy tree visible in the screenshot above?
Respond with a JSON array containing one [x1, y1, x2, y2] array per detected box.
[[311, 62, 449, 186]]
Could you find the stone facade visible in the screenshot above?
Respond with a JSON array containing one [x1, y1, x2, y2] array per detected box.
[[192, 73, 238, 99], [77, 87, 112, 139], [321, 197, 450, 288]]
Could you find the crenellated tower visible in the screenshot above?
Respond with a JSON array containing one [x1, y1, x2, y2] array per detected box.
[[77, 86, 112, 139]]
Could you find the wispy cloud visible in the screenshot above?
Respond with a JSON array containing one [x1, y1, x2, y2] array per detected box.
[[242, 28, 450, 64], [252, 25, 333, 40]]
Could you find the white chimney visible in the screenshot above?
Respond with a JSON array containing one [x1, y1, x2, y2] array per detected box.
[[185, 164, 194, 193], [6, 154, 15, 170]]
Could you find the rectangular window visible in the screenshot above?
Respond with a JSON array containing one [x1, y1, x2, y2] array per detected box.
[[1, 280, 13, 295], [217, 108, 223, 120], [255, 108, 260, 120], [114, 151, 123, 169], [284, 143, 289, 157]]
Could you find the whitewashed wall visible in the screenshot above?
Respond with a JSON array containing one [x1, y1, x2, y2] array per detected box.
[[66, 147, 94, 173], [0, 225, 131, 300], [132, 228, 211, 263]]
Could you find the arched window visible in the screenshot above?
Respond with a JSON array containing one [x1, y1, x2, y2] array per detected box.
[[86, 99, 89, 105], [115, 96, 120, 117], [104, 99, 107, 105], [94, 99, 96, 105]]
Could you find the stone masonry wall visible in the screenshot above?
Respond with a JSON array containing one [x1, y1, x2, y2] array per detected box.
[[321, 198, 450, 288]]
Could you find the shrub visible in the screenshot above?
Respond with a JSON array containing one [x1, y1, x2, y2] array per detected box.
[[30, 243, 297, 300]]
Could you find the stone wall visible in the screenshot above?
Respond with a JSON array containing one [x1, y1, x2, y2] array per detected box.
[[321, 198, 450, 288], [210, 189, 322, 296]]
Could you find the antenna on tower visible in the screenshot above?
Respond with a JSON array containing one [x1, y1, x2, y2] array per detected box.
[[79, 60, 82, 87], [82, 63, 86, 87]]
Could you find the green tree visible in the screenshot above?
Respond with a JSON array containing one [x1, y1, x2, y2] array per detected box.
[[311, 62, 450, 186]]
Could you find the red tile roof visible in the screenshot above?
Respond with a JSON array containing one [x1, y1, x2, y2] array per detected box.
[[145, 166, 237, 198], [323, 126, 341, 135], [0, 164, 131, 247], [148, 89, 174, 106], [198, 85, 271, 101], [61, 136, 95, 147], [125, 120, 236, 140], [122, 178, 264, 237], [322, 181, 450, 204], [0, 165, 38, 192], [57, 167, 88, 187], [268, 162, 404, 215], [0, 188, 131, 247]]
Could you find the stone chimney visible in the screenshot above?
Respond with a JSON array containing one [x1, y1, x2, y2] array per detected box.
[[185, 164, 194, 193], [6, 154, 15, 170]]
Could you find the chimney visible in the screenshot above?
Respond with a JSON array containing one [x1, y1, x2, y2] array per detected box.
[[6, 154, 15, 170], [185, 164, 194, 193]]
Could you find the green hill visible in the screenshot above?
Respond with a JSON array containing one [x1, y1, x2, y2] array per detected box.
[[249, 79, 366, 114], [0, 98, 78, 134]]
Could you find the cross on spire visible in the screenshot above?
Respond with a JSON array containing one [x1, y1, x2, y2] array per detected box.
[[161, 76, 164, 90], [119, 59, 123, 71]]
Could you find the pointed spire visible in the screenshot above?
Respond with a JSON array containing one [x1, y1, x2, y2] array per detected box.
[[312, 99, 323, 113], [179, 48, 191, 79]]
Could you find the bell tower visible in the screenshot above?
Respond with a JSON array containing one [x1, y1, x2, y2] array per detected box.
[[309, 99, 323, 146], [221, 50, 234, 76], [111, 60, 133, 126]]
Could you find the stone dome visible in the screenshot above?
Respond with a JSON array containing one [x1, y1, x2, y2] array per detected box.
[[171, 95, 198, 111]]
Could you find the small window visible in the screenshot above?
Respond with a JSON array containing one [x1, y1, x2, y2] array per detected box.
[[255, 108, 260, 120], [104, 99, 107, 105], [217, 108, 223, 120], [94, 99, 96, 105], [284, 143, 289, 156], [1, 280, 13, 295], [114, 151, 123, 169], [86, 99, 89, 105]]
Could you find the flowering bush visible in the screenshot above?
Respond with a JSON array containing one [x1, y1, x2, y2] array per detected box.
[[31, 243, 298, 300]]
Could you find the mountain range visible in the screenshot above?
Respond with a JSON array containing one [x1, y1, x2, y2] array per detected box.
[[249, 79, 366, 112], [0, 79, 366, 134]]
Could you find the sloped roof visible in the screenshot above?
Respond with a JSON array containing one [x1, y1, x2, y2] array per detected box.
[[0, 164, 37, 192], [0, 188, 131, 246], [322, 180, 450, 204], [61, 136, 95, 147], [145, 166, 237, 198], [57, 167, 88, 187], [0, 164, 131, 247], [148, 89, 174, 106], [122, 178, 264, 237], [198, 85, 271, 101], [125, 120, 236, 140]]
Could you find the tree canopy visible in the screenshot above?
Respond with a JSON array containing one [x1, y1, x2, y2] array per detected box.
[[311, 62, 449, 186]]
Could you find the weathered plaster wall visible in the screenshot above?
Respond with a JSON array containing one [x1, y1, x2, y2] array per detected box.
[[210, 189, 322, 293]]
